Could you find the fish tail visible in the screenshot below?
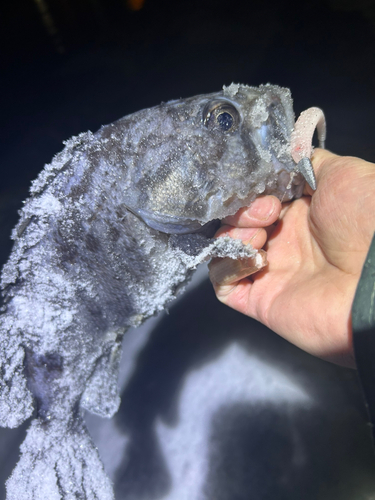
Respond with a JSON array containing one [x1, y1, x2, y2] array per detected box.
[[6, 416, 114, 500]]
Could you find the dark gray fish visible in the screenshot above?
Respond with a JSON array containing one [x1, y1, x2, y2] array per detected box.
[[0, 83, 322, 500]]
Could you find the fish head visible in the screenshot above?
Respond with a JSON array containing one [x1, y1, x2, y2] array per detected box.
[[119, 83, 304, 234]]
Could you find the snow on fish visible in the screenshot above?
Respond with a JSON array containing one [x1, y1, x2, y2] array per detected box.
[[0, 83, 325, 500]]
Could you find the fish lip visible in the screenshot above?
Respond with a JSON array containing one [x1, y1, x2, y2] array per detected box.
[[124, 201, 224, 236], [124, 203, 207, 235]]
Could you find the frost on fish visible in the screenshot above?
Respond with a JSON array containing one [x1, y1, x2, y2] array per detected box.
[[0, 84, 310, 500]]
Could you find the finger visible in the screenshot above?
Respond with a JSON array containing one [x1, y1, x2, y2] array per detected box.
[[311, 148, 375, 185], [209, 249, 267, 287], [215, 226, 268, 249], [303, 148, 340, 196], [311, 147, 340, 175], [222, 195, 281, 228], [210, 275, 254, 310]]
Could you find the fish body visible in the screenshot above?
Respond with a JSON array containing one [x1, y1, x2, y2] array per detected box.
[[0, 83, 306, 499]]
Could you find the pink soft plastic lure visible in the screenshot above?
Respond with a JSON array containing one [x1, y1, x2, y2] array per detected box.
[[291, 107, 327, 191]]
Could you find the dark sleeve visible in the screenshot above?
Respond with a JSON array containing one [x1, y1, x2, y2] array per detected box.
[[352, 232, 375, 442]]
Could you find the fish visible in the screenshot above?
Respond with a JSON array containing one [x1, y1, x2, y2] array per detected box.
[[0, 83, 325, 500]]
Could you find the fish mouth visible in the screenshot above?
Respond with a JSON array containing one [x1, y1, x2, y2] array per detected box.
[[139, 209, 221, 236], [124, 204, 216, 235]]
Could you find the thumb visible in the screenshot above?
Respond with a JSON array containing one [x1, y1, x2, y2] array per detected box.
[[303, 148, 340, 196]]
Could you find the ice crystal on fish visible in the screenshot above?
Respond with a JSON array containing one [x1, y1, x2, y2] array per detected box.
[[0, 84, 308, 499]]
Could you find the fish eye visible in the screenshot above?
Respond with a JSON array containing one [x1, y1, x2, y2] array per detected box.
[[217, 111, 233, 131], [203, 99, 240, 132]]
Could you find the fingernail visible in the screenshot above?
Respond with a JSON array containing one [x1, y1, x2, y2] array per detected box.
[[248, 197, 276, 222], [209, 250, 267, 286]]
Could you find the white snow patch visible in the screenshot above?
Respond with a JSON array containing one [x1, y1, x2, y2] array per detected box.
[[155, 343, 312, 500]]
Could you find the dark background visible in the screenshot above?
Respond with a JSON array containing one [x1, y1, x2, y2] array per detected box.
[[1, 1, 375, 499]]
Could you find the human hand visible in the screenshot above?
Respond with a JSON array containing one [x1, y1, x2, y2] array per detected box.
[[209, 149, 375, 367]]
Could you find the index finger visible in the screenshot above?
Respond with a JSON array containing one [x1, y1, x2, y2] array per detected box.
[[221, 195, 282, 228]]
